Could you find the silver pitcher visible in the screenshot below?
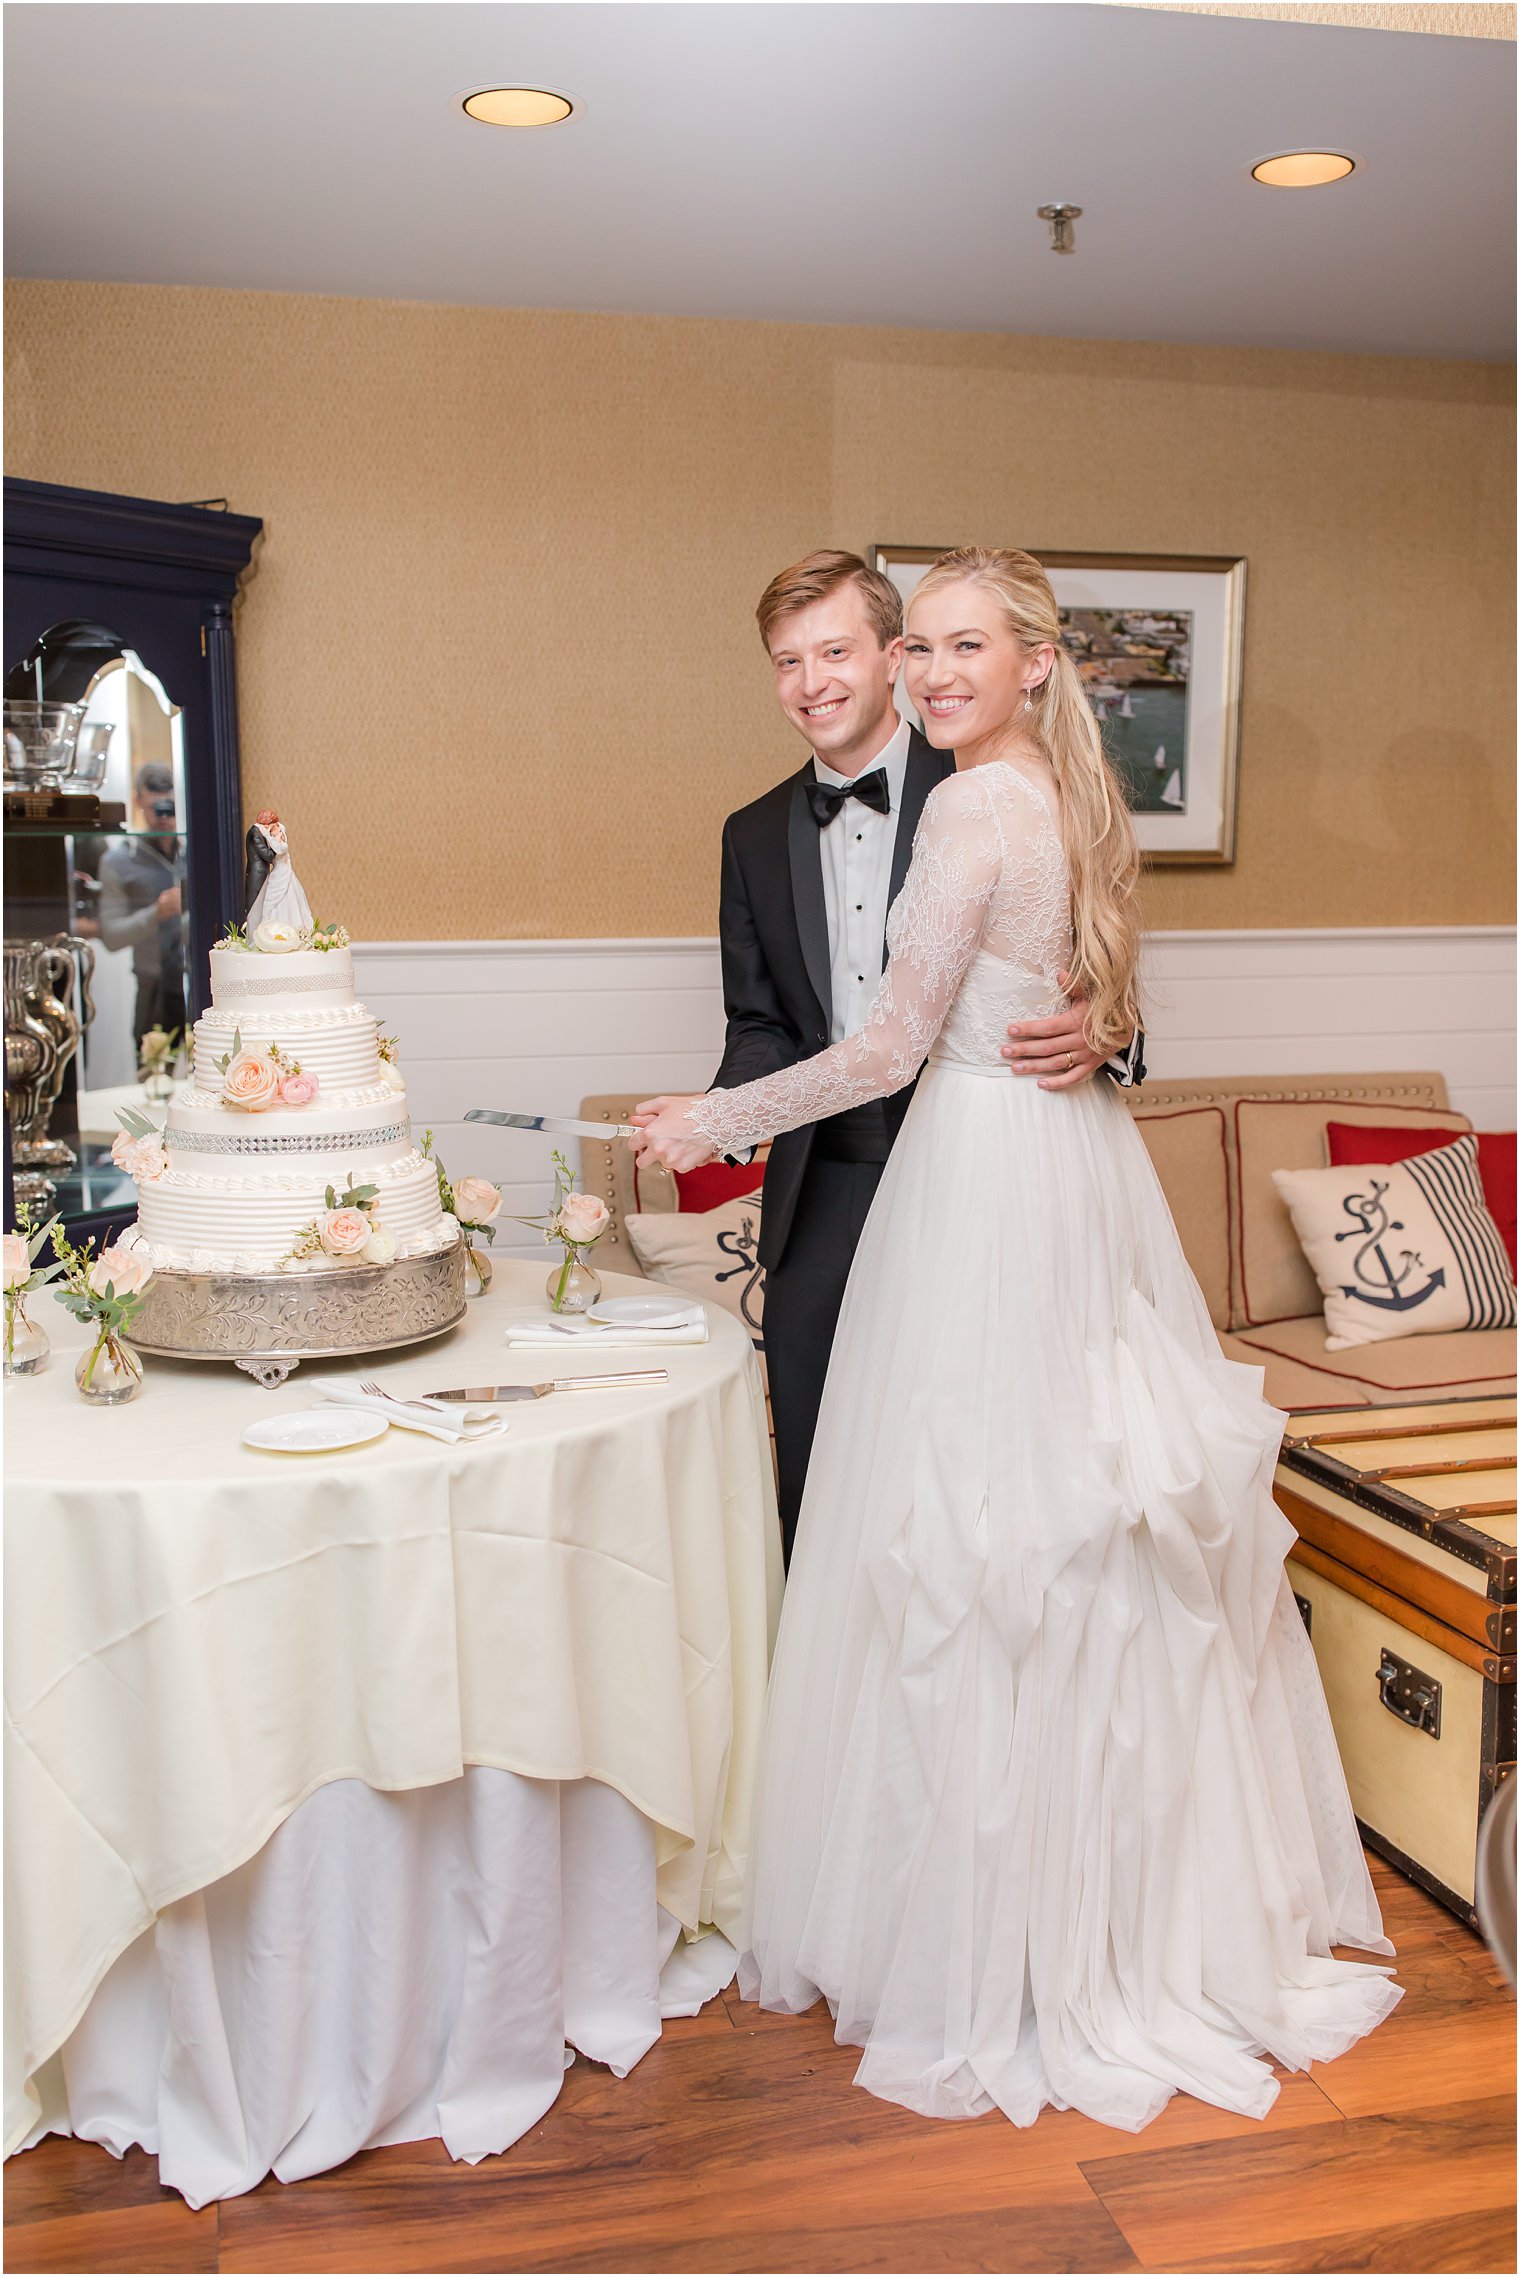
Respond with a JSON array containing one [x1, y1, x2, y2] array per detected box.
[[4, 934, 96, 1206]]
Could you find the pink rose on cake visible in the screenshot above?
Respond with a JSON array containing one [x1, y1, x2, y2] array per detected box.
[[222, 1049, 282, 1111], [556, 1191, 609, 1247], [452, 1177, 502, 1228], [277, 1068, 320, 1107], [88, 1243, 152, 1299], [111, 1131, 169, 1181], [319, 1207, 373, 1258]]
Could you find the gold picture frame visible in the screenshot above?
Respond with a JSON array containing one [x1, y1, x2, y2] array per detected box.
[[874, 546, 1247, 865]]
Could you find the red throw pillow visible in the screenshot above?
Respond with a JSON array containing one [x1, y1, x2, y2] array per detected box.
[[632, 1155, 766, 1213], [1327, 1122, 1517, 1279], [675, 1160, 766, 1213]]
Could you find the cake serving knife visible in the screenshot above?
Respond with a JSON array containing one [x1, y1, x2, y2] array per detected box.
[[466, 1107, 639, 1140]]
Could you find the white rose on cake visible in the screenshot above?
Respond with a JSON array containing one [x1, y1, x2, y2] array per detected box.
[[361, 1224, 398, 1267], [376, 1058, 407, 1094], [252, 920, 302, 955]]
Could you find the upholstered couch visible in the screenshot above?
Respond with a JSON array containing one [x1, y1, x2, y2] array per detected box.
[[578, 1071, 1516, 1412]]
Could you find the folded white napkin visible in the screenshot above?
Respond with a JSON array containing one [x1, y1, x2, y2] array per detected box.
[[311, 1377, 508, 1442], [503, 1305, 709, 1350]]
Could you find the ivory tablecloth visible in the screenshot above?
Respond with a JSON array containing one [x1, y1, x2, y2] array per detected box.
[[4, 1262, 782, 2154]]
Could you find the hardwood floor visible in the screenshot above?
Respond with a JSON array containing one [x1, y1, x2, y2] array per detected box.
[[6, 1858, 1514, 2276]]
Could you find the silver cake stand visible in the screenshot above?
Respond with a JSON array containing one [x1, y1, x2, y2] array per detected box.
[[126, 1244, 469, 1387]]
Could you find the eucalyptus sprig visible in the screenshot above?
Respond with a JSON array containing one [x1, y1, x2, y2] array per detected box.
[[421, 1128, 456, 1218], [5, 1198, 66, 1299]]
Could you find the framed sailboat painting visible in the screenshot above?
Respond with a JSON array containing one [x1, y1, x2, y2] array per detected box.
[[875, 546, 1246, 864]]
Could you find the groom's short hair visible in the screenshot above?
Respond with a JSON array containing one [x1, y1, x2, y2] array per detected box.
[[756, 551, 903, 653]]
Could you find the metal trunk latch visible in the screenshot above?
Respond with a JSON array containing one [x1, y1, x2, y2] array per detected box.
[[1377, 1647, 1442, 1739]]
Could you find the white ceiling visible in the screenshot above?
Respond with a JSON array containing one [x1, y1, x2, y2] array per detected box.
[[4, 1, 1513, 360]]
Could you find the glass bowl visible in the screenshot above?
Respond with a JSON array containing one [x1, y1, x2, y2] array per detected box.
[[3, 701, 84, 790]]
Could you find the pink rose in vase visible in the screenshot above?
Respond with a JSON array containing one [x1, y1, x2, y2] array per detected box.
[[452, 1176, 502, 1227], [319, 1207, 373, 1257], [3, 1233, 29, 1291], [556, 1191, 610, 1248], [222, 1050, 282, 1111], [88, 1244, 152, 1298], [278, 1069, 320, 1107]]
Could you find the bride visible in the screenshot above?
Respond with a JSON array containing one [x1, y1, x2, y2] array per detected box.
[[633, 547, 1401, 2132]]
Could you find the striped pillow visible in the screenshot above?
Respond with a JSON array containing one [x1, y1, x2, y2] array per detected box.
[[1272, 1134, 1516, 1351]]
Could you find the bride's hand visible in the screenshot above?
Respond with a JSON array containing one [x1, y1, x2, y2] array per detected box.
[[631, 1095, 717, 1173]]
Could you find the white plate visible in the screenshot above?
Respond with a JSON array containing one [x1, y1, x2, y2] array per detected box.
[[242, 1408, 389, 1454], [587, 1296, 699, 1329]]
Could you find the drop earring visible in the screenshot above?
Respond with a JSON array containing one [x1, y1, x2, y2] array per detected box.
[[1024, 685, 1034, 712]]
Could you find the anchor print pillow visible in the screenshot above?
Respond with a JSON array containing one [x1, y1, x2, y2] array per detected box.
[[624, 1193, 767, 1386], [1273, 1134, 1516, 1351]]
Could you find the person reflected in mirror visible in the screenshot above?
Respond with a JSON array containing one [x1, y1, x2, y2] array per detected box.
[[98, 761, 186, 1045]]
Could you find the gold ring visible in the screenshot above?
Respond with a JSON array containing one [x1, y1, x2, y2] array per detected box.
[[1066, 1051, 1075, 1070]]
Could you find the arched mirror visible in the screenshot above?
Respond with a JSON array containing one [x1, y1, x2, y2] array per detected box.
[[3, 479, 262, 1243]]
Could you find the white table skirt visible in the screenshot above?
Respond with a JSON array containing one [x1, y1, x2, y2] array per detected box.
[[21, 1768, 736, 2208], [5, 1266, 782, 2156]]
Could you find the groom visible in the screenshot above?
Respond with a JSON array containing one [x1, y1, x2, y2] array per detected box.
[[642, 550, 1144, 1563]]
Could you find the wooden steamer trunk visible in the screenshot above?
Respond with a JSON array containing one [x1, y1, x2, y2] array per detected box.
[[1275, 1397, 1516, 1925]]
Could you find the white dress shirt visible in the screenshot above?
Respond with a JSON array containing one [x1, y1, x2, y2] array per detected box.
[[812, 716, 913, 1045]]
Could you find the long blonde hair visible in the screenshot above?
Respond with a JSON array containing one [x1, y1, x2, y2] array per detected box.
[[909, 546, 1143, 1056]]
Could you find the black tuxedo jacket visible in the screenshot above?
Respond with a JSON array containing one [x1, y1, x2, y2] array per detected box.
[[712, 729, 1146, 1270], [711, 729, 949, 1269]]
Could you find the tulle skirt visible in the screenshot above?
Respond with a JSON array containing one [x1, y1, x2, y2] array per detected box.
[[738, 1058, 1402, 2131]]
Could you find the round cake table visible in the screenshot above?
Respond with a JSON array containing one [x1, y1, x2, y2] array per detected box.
[[4, 1262, 782, 2204]]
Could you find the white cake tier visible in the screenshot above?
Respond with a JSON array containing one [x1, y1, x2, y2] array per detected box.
[[209, 944, 355, 1013], [163, 1085, 411, 1170], [193, 1000, 382, 1094], [128, 1145, 457, 1273]]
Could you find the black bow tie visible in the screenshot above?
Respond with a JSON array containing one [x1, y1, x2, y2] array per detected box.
[[806, 769, 891, 828]]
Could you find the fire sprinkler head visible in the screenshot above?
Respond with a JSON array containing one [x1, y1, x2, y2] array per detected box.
[[1037, 203, 1083, 254]]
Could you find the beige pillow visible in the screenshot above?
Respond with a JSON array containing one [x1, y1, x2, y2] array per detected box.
[[625, 1194, 766, 1381], [1131, 1104, 1230, 1330], [1234, 1097, 1470, 1326], [1272, 1136, 1515, 1350]]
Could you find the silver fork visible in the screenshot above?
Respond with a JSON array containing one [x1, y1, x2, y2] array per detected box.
[[358, 1378, 448, 1414]]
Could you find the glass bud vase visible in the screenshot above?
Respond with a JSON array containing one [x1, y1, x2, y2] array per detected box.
[[548, 1248, 601, 1315], [463, 1242, 493, 1298], [75, 1329, 144, 1405], [3, 1295, 50, 1377]]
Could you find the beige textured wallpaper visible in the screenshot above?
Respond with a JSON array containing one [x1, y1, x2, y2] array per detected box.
[[1129, 3, 1514, 34], [4, 280, 1513, 938]]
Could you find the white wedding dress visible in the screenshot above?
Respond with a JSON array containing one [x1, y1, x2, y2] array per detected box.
[[688, 761, 1402, 2132]]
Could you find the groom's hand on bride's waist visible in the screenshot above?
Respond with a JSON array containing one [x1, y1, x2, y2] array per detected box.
[[1003, 976, 1110, 1090]]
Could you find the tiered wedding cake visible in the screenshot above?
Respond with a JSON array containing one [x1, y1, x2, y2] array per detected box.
[[114, 819, 457, 1279]]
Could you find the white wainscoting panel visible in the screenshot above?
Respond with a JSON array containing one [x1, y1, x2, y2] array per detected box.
[[355, 929, 1515, 1259]]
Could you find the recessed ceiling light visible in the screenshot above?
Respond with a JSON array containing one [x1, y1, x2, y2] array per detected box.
[[461, 87, 575, 128], [1251, 151, 1357, 188]]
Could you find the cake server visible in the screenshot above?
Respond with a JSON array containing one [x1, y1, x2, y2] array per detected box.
[[422, 1370, 669, 1403], [466, 1107, 639, 1140]]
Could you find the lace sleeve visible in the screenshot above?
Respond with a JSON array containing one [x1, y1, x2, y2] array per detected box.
[[684, 771, 1006, 1156]]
